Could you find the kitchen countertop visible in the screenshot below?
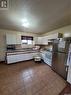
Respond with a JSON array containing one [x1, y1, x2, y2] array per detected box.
[[6, 48, 53, 56], [6, 49, 39, 55], [40, 49, 53, 53]]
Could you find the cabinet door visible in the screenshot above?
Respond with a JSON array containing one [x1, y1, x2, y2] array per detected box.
[[7, 52, 39, 64], [35, 37, 48, 45], [34, 37, 42, 44], [7, 55, 18, 64], [34, 37, 38, 44], [47, 33, 58, 39], [16, 34, 21, 44], [6, 34, 17, 44], [37, 37, 43, 44], [42, 36, 48, 45]]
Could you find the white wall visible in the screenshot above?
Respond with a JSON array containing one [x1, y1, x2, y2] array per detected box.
[[0, 32, 6, 61], [41, 25, 71, 37], [0, 29, 38, 61]]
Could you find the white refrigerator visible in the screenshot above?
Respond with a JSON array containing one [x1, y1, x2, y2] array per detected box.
[[67, 44, 71, 84]]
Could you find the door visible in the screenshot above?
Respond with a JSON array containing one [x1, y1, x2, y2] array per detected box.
[[67, 66, 71, 84]]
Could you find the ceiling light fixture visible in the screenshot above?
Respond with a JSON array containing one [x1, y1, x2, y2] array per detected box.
[[22, 18, 30, 27], [22, 22, 29, 27], [22, 19, 28, 23]]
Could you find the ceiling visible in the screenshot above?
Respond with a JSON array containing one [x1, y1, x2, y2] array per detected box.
[[0, 0, 71, 34]]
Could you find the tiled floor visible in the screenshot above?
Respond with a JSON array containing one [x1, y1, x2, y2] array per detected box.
[[0, 60, 67, 95], [59, 84, 71, 95]]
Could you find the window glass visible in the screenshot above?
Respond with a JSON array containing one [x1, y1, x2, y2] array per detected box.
[[22, 40, 27, 44], [27, 40, 32, 44], [21, 36, 33, 45]]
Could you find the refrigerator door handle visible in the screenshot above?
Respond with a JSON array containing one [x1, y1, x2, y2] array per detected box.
[[64, 63, 69, 72], [65, 65, 69, 72]]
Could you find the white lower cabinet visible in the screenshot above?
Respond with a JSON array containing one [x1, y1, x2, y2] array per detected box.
[[41, 51, 52, 66], [7, 53, 38, 64]]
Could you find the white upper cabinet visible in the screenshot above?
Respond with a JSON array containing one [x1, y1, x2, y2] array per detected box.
[[34, 37, 48, 45], [46, 33, 62, 39], [6, 34, 21, 45], [47, 33, 58, 39], [35, 37, 43, 44], [6, 34, 17, 44], [34, 33, 62, 45], [37, 37, 42, 44], [42, 36, 48, 45], [34, 37, 38, 44], [16, 34, 21, 44]]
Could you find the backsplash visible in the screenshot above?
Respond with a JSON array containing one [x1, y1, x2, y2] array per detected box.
[[15, 44, 22, 49]]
